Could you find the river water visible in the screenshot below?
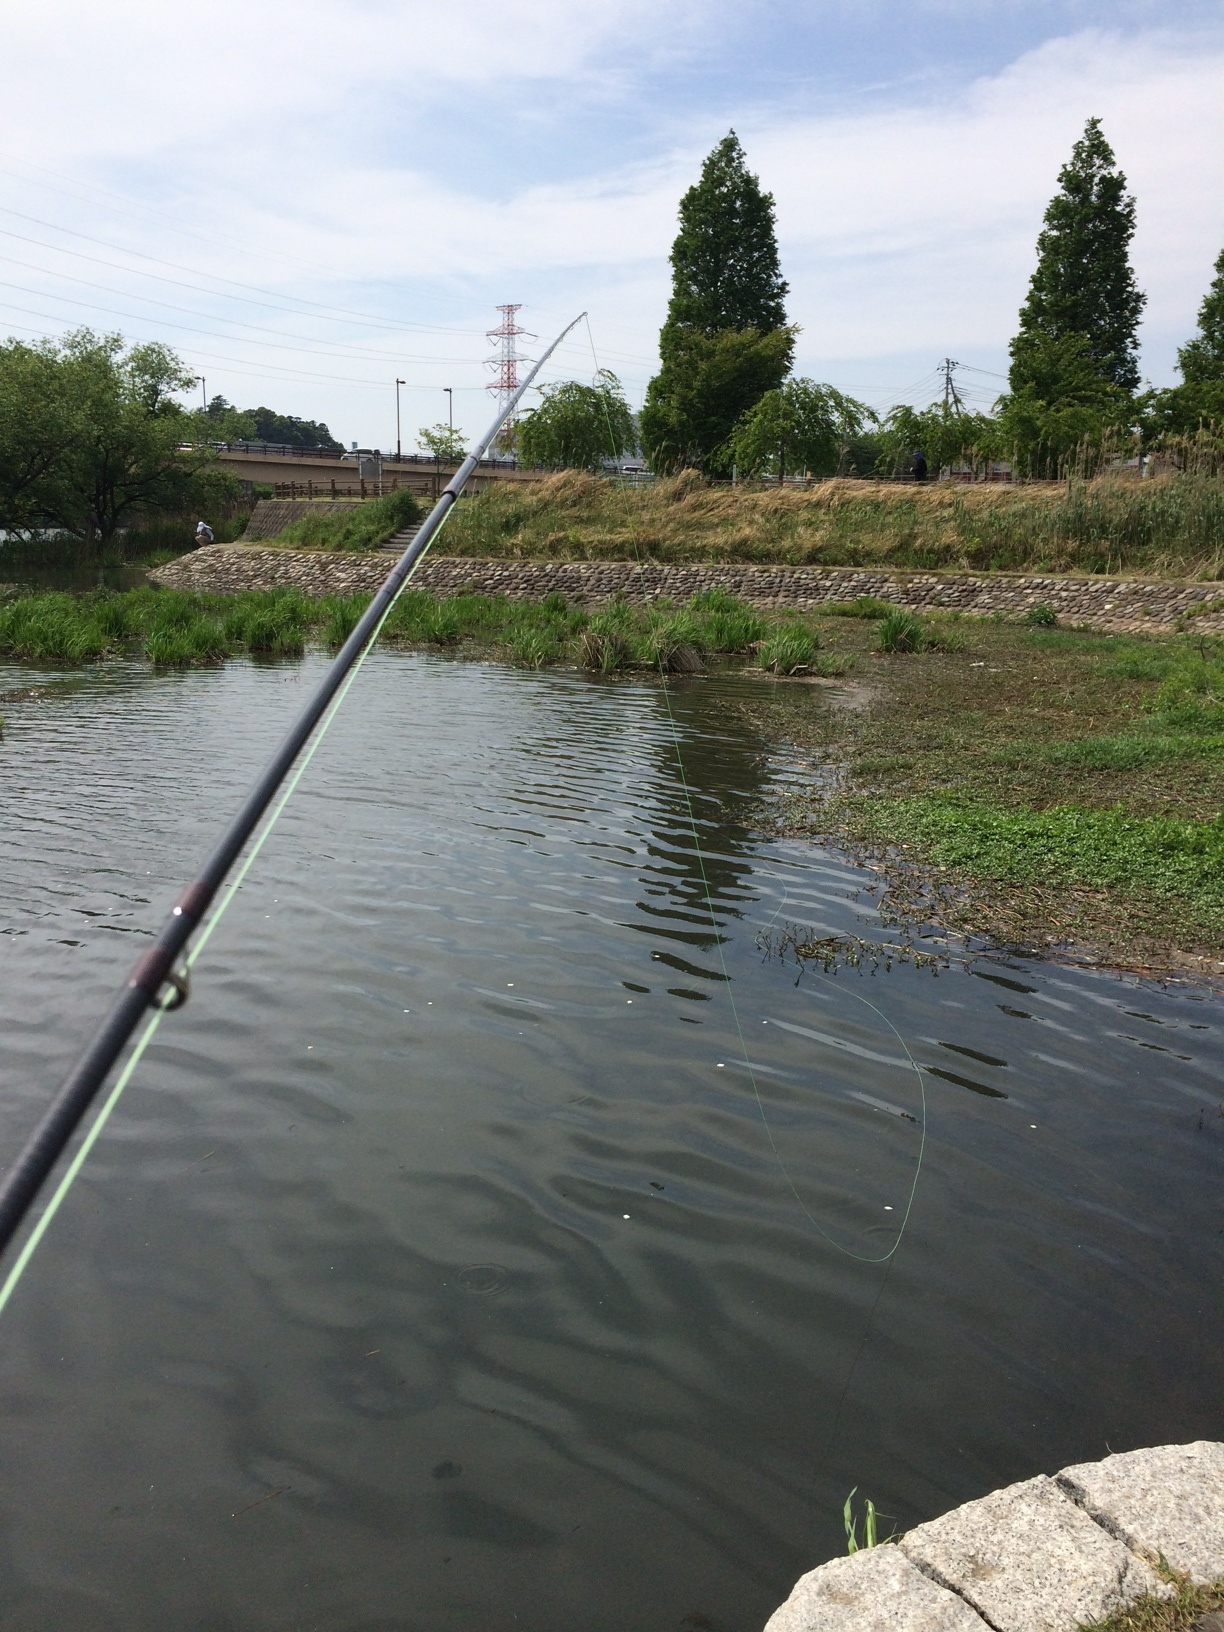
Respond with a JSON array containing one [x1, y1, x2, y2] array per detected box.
[[1, 651, 1222, 1632]]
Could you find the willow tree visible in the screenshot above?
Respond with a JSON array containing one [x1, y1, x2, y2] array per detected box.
[[642, 132, 794, 473]]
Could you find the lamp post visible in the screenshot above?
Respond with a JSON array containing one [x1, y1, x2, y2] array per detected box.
[[395, 378, 405, 458], [443, 387, 453, 430], [198, 376, 206, 412]]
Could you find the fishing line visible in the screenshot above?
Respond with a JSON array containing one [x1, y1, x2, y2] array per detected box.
[[0, 311, 587, 1310], [584, 317, 925, 1265]]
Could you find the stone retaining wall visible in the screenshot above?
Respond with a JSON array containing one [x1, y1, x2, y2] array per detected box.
[[765, 1441, 1224, 1632], [151, 545, 1224, 634]]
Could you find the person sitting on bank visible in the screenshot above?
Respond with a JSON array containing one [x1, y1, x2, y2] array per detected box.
[[195, 520, 215, 545]]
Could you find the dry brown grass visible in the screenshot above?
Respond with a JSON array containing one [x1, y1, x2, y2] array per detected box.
[[441, 471, 1224, 579]]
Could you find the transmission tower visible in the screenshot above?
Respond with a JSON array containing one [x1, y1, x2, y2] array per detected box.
[[486, 304, 535, 455]]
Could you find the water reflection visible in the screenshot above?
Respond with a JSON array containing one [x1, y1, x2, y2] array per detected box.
[[0, 652, 1221, 1632]]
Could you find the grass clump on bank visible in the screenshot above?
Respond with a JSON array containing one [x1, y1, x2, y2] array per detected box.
[[1078, 1573, 1223, 1632], [263, 488, 422, 552], [438, 470, 1224, 578], [0, 583, 806, 675]]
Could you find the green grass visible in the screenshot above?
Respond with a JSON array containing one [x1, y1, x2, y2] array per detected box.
[[1077, 1573, 1224, 1631], [260, 488, 422, 551], [0, 583, 798, 673], [759, 624, 819, 674]]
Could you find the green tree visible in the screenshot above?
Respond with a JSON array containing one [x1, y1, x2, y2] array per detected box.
[[1011, 117, 1145, 395], [517, 372, 635, 471], [876, 401, 1001, 480], [417, 423, 467, 463], [729, 379, 875, 480], [664, 131, 788, 334], [43, 331, 210, 541], [1178, 245, 1224, 384], [642, 132, 794, 473], [1144, 246, 1224, 439], [999, 331, 1133, 477], [0, 340, 74, 530]]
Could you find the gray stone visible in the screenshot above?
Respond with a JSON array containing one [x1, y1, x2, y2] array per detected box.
[[900, 1474, 1166, 1632], [762, 1543, 990, 1632], [1058, 1441, 1224, 1585]]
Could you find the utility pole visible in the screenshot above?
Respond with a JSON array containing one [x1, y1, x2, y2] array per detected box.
[[198, 376, 207, 412], [443, 386, 453, 431], [395, 378, 405, 458], [940, 358, 965, 414]]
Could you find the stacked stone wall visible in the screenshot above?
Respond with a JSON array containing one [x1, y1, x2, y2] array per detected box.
[[151, 545, 1224, 634]]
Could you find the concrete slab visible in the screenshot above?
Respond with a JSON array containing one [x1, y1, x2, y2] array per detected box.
[[899, 1473, 1166, 1632], [763, 1543, 991, 1632], [1058, 1441, 1224, 1586]]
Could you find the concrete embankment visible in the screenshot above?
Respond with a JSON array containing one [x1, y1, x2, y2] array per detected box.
[[151, 545, 1224, 634], [764, 1441, 1224, 1632]]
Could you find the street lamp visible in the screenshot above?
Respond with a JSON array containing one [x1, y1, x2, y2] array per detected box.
[[198, 376, 206, 412], [395, 378, 405, 458], [443, 387, 453, 430]]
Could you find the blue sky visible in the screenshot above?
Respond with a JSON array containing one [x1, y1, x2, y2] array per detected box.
[[1, 0, 1222, 449]]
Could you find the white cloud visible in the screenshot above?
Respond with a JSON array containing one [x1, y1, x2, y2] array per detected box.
[[0, 11, 1219, 443]]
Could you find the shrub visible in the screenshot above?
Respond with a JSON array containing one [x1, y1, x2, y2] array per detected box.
[[1023, 603, 1058, 627]]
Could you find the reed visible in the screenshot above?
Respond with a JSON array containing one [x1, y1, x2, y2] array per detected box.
[[440, 471, 1224, 579]]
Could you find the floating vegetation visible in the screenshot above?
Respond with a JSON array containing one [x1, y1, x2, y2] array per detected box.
[[757, 921, 948, 979]]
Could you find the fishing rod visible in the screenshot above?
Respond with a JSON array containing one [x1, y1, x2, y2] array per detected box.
[[0, 310, 587, 1270]]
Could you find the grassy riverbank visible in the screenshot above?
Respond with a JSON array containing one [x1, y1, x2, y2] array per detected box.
[[438, 471, 1224, 579], [3, 582, 1221, 974], [734, 607, 1224, 975]]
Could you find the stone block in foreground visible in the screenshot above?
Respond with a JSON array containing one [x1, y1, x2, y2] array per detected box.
[[763, 1543, 990, 1632], [1057, 1440, 1224, 1585], [899, 1474, 1165, 1632]]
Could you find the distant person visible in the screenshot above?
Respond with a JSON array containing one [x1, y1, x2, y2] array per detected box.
[[195, 520, 215, 546], [912, 449, 928, 482]]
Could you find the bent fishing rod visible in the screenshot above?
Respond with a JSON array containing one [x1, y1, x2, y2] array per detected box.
[[0, 310, 587, 1270]]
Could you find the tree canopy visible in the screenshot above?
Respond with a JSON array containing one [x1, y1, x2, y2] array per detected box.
[[642, 133, 793, 474], [664, 131, 788, 336], [729, 379, 875, 479], [1011, 117, 1145, 396], [0, 330, 226, 542], [417, 422, 468, 463], [516, 372, 636, 471], [200, 395, 341, 451], [1145, 245, 1224, 442]]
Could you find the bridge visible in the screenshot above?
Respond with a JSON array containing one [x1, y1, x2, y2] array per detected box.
[[199, 443, 542, 500]]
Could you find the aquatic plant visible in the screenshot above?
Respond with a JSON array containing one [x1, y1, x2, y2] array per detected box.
[[758, 624, 818, 674]]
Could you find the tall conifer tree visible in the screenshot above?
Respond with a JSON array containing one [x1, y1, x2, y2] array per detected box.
[[1010, 118, 1145, 394], [1177, 246, 1224, 385], [642, 132, 794, 472]]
